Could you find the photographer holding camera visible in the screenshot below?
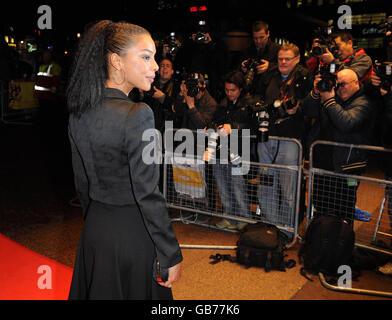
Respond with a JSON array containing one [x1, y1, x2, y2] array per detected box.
[[240, 21, 280, 95], [175, 21, 229, 101], [257, 44, 313, 234], [173, 73, 217, 131], [172, 73, 217, 223], [318, 31, 373, 83], [306, 37, 324, 75], [141, 58, 180, 134], [302, 68, 375, 224], [157, 32, 182, 64], [206, 71, 259, 230]]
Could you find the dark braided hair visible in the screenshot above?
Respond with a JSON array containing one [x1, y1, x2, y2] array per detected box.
[[66, 20, 150, 116]]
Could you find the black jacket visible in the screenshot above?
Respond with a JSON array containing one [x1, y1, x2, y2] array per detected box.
[[175, 38, 229, 100], [260, 64, 313, 141], [68, 88, 182, 269], [142, 77, 181, 134], [210, 93, 259, 159], [240, 39, 281, 69], [213, 93, 258, 131], [240, 39, 281, 95], [302, 85, 375, 173]]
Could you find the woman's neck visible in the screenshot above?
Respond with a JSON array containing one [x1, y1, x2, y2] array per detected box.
[[105, 79, 133, 97]]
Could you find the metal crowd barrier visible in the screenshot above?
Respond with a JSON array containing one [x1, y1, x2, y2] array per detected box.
[[307, 140, 392, 297], [162, 128, 303, 244]]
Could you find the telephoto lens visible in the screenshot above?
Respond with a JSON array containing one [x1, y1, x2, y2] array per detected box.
[[256, 110, 269, 143], [230, 152, 242, 175], [204, 131, 219, 162]]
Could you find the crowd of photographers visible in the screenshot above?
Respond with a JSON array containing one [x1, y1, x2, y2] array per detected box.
[[131, 19, 392, 233]]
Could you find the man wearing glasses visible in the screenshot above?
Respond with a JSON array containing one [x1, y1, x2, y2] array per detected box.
[[302, 68, 375, 224], [257, 43, 313, 237]]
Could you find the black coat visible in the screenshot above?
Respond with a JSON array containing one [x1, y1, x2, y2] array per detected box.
[[68, 88, 182, 269], [210, 93, 259, 159], [260, 64, 313, 141], [240, 39, 281, 95], [302, 85, 375, 173]]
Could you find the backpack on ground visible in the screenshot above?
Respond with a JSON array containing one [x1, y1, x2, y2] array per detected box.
[[234, 222, 295, 272], [298, 215, 355, 280]]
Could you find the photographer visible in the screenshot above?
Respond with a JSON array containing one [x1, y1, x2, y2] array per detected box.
[[318, 31, 373, 83], [371, 72, 392, 231], [173, 73, 217, 131], [302, 68, 376, 224], [257, 44, 313, 233], [156, 33, 182, 65], [240, 21, 280, 95], [172, 73, 217, 223], [207, 71, 258, 231], [141, 58, 180, 134], [175, 21, 229, 101], [306, 38, 323, 75]]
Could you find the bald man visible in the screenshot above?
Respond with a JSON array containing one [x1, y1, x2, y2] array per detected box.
[[302, 68, 375, 225]]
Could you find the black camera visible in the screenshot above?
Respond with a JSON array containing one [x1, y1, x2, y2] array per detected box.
[[374, 60, 392, 91], [195, 32, 208, 44], [249, 101, 270, 143], [185, 73, 205, 97], [193, 20, 209, 44], [164, 32, 180, 57], [316, 63, 337, 92], [243, 58, 263, 90], [272, 97, 297, 119], [311, 41, 339, 57], [310, 26, 339, 58]]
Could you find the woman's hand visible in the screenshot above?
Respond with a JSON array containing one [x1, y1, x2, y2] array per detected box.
[[159, 262, 182, 288]]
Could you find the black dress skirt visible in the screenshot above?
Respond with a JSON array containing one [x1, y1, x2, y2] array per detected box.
[[68, 200, 172, 300]]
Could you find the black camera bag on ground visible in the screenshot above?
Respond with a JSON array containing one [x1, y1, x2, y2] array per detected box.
[[298, 215, 355, 280], [234, 222, 295, 272]]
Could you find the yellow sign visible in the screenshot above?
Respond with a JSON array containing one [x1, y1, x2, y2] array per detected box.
[[173, 167, 204, 188], [8, 80, 39, 110]]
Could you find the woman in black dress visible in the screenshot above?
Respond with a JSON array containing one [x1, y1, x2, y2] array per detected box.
[[66, 20, 183, 299]]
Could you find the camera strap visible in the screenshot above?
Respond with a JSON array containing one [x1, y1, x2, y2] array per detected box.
[[280, 73, 296, 102]]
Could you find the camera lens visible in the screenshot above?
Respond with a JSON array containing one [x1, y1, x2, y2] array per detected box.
[[256, 110, 269, 143], [312, 46, 322, 56]]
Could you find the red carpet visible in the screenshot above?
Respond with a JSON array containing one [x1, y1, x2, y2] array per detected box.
[[0, 234, 73, 300]]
